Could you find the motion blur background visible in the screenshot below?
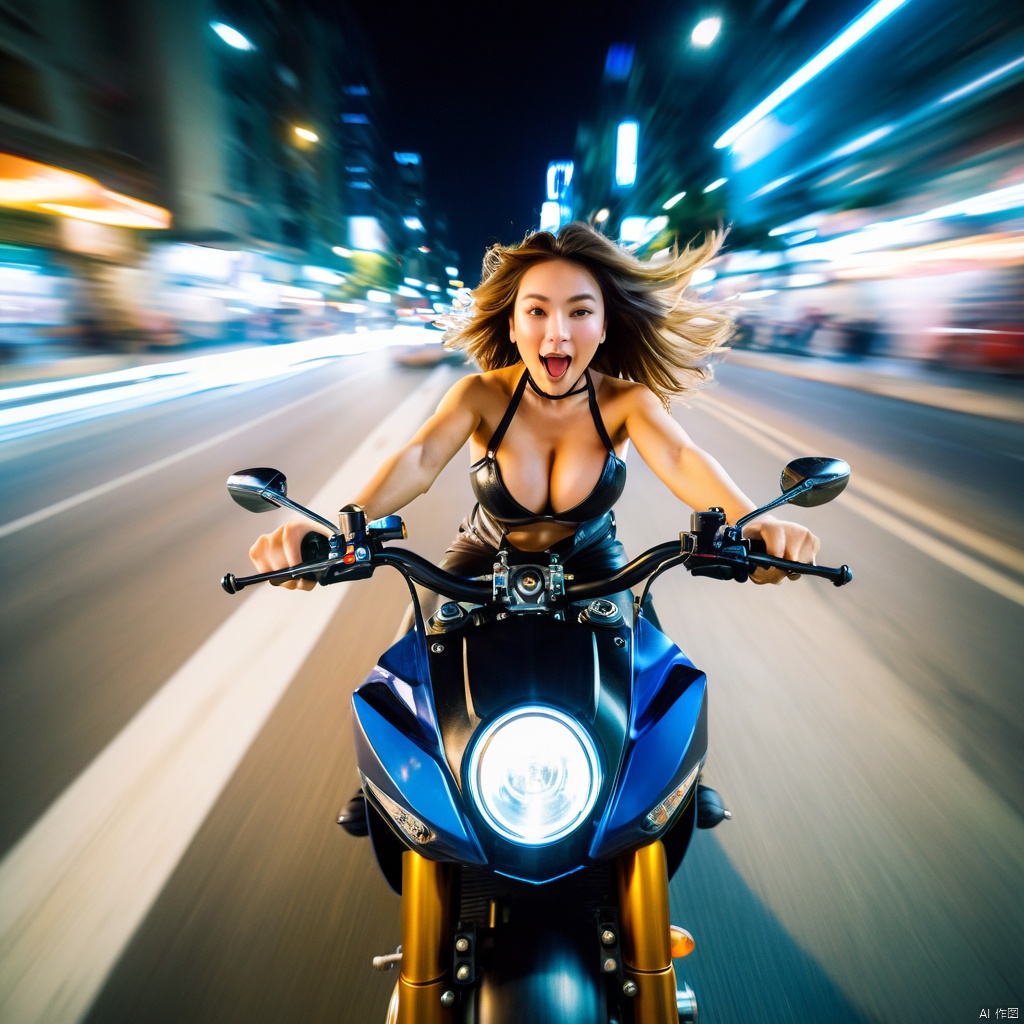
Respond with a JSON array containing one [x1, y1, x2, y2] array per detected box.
[[0, 0, 1021, 371], [2, 3, 1023, 1024]]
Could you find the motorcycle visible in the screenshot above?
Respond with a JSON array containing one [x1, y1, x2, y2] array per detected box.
[[222, 456, 852, 1023]]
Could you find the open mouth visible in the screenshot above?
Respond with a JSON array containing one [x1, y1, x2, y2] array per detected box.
[[540, 354, 571, 380]]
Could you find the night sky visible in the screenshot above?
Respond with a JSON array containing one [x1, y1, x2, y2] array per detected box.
[[345, 1, 678, 279]]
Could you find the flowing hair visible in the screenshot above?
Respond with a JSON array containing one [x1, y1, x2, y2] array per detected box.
[[443, 221, 734, 407]]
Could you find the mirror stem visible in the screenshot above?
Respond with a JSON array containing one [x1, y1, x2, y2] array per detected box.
[[267, 491, 339, 535], [735, 479, 815, 530]]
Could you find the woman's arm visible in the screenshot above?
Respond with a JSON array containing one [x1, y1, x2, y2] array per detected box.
[[623, 385, 819, 582], [248, 373, 482, 590], [352, 373, 482, 519]]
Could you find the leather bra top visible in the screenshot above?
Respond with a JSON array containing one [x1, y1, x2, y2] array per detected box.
[[470, 369, 627, 528]]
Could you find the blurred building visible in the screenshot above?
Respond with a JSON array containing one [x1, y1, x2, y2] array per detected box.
[[571, 0, 1024, 370], [0, 0, 452, 354]]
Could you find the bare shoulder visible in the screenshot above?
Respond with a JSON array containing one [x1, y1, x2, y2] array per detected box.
[[440, 366, 520, 420], [592, 372, 661, 417], [443, 368, 497, 402], [464, 366, 523, 404]]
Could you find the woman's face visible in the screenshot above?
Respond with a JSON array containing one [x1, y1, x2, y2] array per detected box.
[[508, 259, 606, 393]]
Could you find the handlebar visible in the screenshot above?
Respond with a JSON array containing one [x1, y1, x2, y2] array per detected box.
[[222, 527, 852, 599]]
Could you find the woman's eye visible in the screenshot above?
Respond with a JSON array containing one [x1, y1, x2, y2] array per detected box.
[[527, 307, 545, 316], [571, 308, 592, 317]]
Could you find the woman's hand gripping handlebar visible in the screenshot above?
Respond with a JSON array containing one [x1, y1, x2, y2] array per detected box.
[[222, 457, 852, 599]]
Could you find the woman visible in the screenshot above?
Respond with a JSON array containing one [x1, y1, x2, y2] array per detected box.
[[248, 222, 819, 588]]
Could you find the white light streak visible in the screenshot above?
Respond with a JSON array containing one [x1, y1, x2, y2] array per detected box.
[[751, 174, 796, 199], [210, 21, 255, 50], [938, 54, 1024, 105], [828, 124, 896, 160], [714, 0, 909, 149], [0, 332, 435, 444]]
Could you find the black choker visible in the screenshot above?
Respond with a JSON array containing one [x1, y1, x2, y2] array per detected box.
[[527, 368, 588, 400]]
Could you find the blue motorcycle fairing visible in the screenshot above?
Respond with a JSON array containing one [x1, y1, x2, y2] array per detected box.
[[631, 613, 701, 727], [352, 606, 707, 881], [590, 616, 708, 861], [352, 688, 487, 865], [376, 628, 439, 734]]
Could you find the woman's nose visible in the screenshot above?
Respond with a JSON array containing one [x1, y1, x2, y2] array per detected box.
[[546, 311, 571, 342]]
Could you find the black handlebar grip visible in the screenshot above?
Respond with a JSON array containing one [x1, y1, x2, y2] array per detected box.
[[301, 531, 331, 563], [299, 531, 331, 583]]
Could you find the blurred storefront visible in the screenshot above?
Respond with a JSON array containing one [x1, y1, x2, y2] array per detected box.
[[0, 0, 452, 361]]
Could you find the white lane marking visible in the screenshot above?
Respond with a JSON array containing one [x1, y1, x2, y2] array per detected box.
[[0, 366, 455, 1024], [0, 364, 380, 541], [699, 396, 1024, 607], [702, 395, 1024, 572]]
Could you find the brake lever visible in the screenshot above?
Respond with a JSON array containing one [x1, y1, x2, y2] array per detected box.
[[746, 551, 853, 586], [683, 527, 852, 586], [221, 557, 338, 594]]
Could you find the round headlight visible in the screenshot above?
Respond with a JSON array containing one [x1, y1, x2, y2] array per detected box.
[[467, 706, 601, 846]]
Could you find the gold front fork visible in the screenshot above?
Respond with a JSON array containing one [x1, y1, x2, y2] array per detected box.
[[393, 845, 677, 1023], [616, 840, 679, 1024], [395, 851, 453, 1024]]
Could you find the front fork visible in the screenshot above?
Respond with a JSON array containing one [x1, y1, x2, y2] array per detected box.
[[394, 842, 679, 1024], [616, 840, 680, 1022], [394, 851, 453, 1024]]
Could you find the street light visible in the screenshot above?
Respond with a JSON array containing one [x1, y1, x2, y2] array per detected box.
[[293, 127, 319, 143], [691, 17, 721, 47]]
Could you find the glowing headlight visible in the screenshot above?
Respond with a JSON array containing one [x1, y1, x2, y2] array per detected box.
[[467, 706, 601, 846]]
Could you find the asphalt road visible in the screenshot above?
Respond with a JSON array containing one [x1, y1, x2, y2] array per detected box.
[[1, 347, 1021, 1024]]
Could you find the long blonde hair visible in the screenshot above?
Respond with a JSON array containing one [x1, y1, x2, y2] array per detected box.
[[444, 221, 734, 407]]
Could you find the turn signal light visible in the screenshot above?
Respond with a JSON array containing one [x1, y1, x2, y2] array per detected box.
[[669, 925, 695, 958]]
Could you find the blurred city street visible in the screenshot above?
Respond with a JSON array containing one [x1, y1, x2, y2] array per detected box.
[[0, 331, 1021, 1023], [3, 0, 1024, 1021]]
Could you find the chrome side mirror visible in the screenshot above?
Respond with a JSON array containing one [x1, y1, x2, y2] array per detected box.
[[735, 457, 851, 528], [781, 457, 850, 507], [227, 467, 288, 512], [226, 467, 338, 535]]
